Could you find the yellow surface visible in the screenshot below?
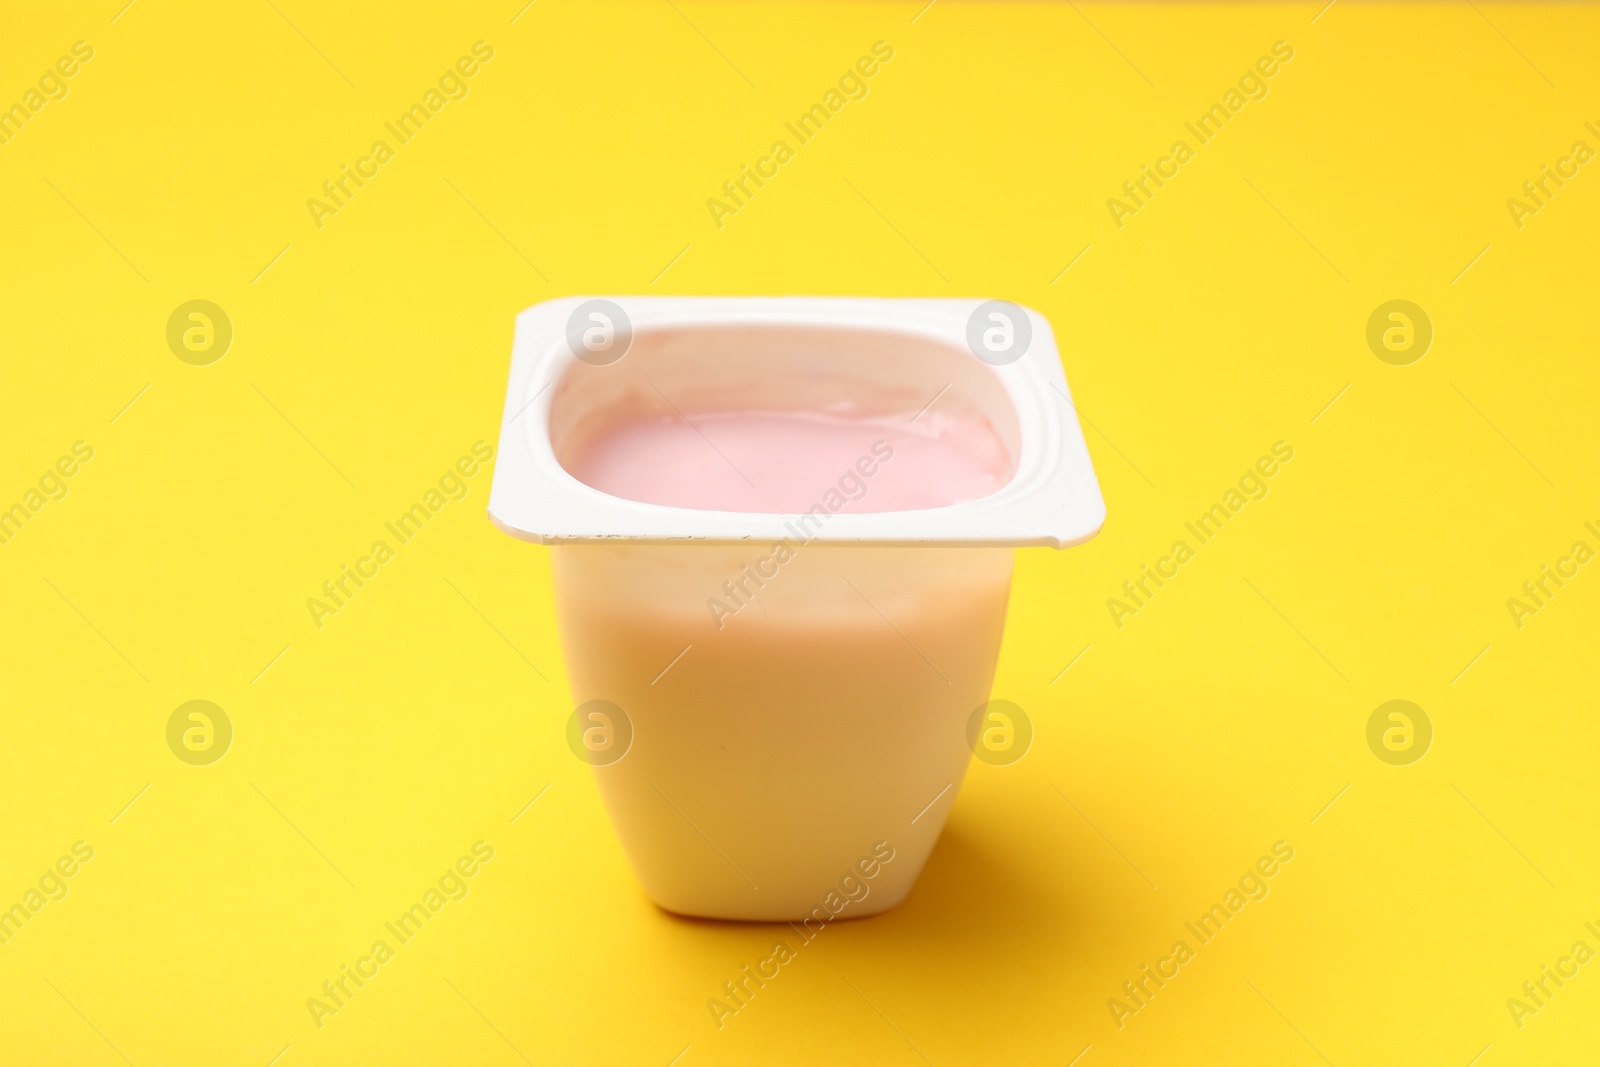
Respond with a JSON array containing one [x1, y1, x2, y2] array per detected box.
[[2, 2, 1597, 1064]]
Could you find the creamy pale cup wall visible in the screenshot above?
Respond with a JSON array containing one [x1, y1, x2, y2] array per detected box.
[[553, 543, 1014, 920]]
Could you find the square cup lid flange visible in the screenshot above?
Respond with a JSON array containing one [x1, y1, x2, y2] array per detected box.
[[487, 296, 1106, 549]]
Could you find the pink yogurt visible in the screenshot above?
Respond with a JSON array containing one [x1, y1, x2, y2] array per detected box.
[[564, 408, 1011, 513]]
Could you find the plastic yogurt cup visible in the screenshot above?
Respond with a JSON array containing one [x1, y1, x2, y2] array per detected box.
[[489, 297, 1105, 921]]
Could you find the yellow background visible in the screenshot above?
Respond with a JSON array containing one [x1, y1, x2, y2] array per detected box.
[[3, 1, 1597, 1064]]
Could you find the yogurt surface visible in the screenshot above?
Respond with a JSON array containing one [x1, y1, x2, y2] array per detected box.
[[565, 408, 1011, 513]]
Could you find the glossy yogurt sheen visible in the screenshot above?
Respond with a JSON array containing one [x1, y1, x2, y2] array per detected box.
[[565, 408, 1011, 513]]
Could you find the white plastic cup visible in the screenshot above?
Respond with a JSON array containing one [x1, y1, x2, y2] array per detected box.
[[490, 297, 1104, 921]]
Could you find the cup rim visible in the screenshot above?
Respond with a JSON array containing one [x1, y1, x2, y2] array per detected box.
[[487, 296, 1106, 549]]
